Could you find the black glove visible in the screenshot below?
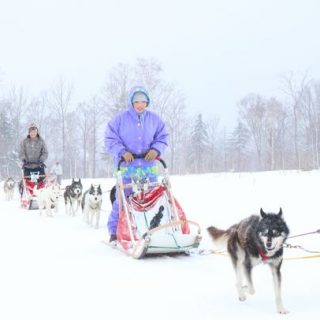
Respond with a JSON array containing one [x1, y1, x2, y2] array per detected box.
[[38, 161, 46, 168], [22, 160, 30, 168]]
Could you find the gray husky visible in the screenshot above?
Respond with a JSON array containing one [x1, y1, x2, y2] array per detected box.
[[64, 179, 83, 216], [81, 184, 102, 229], [4, 177, 15, 201], [207, 208, 290, 314]]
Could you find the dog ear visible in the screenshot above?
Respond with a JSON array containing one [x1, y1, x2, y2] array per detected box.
[[278, 207, 283, 217], [260, 208, 267, 218]]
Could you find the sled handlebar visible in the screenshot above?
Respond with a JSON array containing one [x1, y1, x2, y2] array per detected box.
[[117, 153, 167, 171]]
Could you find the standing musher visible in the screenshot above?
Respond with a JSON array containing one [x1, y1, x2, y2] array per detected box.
[[104, 86, 169, 243], [19, 123, 48, 193]]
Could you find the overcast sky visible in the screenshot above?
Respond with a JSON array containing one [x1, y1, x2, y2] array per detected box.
[[1, 0, 320, 128]]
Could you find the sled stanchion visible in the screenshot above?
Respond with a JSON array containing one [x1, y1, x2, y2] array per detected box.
[[117, 170, 136, 247]]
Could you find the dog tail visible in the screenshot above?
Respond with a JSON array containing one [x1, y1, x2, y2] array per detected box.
[[207, 226, 229, 249]]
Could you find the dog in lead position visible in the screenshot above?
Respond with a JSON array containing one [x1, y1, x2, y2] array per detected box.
[[207, 208, 290, 314], [4, 177, 15, 201], [81, 184, 103, 229]]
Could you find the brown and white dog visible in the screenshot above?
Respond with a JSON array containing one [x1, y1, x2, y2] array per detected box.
[[207, 208, 290, 314], [4, 177, 15, 201], [34, 184, 61, 217]]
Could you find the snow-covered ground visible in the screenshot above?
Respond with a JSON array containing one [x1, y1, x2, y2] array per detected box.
[[0, 170, 319, 320]]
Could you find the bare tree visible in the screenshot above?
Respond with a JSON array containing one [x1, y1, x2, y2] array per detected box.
[[100, 63, 131, 118], [206, 116, 220, 172], [281, 72, 311, 169], [264, 98, 287, 170], [6, 86, 28, 150], [238, 94, 266, 170], [50, 77, 73, 172]]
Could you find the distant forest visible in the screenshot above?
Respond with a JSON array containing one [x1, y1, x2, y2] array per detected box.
[[1, 58, 319, 179]]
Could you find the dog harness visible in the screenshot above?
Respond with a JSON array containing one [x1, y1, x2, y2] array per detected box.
[[257, 245, 269, 261]]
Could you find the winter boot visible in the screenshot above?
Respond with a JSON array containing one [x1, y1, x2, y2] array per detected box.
[[109, 234, 117, 243]]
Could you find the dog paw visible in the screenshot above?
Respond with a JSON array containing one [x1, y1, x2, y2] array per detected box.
[[277, 307, 289, 314], [238, 287, 247, 301], [238, 295, 247, 301]]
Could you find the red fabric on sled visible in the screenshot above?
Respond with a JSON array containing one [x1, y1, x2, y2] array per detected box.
[[25, 180, 46, 195], [117, 209, 139, 250], [117, 186, 190, 251], [131, 186, 165, 211]]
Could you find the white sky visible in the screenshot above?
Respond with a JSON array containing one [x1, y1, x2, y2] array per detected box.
[[1, 170, 320, 319], [1, 0, 320, 128]]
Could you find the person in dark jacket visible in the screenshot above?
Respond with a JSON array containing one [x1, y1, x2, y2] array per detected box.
[[19, 123, 48, 189], [104, 86, 169, 242]]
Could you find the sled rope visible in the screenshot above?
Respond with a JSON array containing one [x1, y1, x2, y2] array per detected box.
[[283, 242, 320, 254], [287, 229, 320, 239]]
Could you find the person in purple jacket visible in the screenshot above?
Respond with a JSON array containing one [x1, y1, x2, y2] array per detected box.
[[104, 86, 169, 243]]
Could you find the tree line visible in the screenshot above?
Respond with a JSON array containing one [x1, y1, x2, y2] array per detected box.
[[0, 59, 319, 179]]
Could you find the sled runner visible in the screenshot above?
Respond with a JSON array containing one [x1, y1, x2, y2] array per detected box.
[[20, 171, 47, 210], [115, 156, 202, 259]]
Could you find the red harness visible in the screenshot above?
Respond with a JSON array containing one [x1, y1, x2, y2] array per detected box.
[[257, 245, 269, 261]]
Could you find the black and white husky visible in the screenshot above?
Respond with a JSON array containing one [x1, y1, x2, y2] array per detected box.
[[207, 208, 290, 314], [4, 177, 15, 201], [64, 179, 83, 216], [81, 184, 102, 229]]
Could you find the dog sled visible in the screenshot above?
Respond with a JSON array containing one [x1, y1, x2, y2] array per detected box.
[[114, 155, 202, 259], [20, 172, 56, 210]]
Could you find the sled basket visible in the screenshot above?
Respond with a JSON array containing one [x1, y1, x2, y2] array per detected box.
[[20, 172, 47, 210], [115, 156, 202, 258]]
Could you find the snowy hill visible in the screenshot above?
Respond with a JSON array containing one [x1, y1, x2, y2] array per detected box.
[[0, 171, 319, 320]]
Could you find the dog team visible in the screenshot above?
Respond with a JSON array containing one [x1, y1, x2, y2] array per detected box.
[[2, 176, 103, 228]]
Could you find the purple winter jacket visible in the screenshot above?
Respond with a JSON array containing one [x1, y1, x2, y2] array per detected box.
[[104, 86, 169, 169]]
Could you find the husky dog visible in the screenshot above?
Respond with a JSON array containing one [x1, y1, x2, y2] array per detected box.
[[81, 184, 103, 229], [64, 179, 83, 216], [34, 184, 61, 216], [207, 208, 290, 314], [4, 177, 15, 201]]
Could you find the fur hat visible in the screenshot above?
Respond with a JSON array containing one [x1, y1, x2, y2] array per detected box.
[[28, 123, 38, 132], [132, 92, 148, 103]]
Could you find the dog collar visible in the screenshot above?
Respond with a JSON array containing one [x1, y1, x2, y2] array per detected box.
[[257, 245, 269, 261]]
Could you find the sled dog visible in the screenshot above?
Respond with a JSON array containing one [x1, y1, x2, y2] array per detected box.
[[207, 208, 290, 314], [81, 184, 103, 229], [4, 177, 15, 201], [64, 179, 83, 216], [34, 184, 61, 216]]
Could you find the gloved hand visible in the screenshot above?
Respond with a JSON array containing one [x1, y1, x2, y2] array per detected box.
[[40, 162, 46, 168], [122, 151, 134, 163], [145, 149, 158, 161], [22, 159, 30, 168]]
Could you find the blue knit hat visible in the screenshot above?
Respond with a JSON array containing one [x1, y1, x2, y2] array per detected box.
[[132, 92, 148, 103]]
